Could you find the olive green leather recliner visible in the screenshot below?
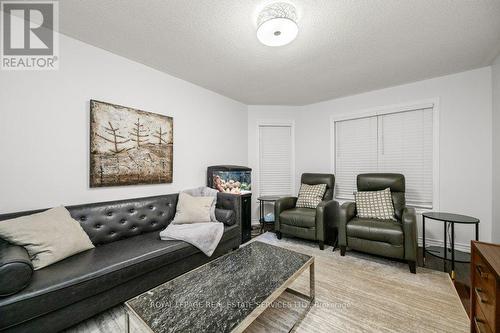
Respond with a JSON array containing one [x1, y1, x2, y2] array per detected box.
[[338, 173, 418, 273], [275, 173, 338, 250]]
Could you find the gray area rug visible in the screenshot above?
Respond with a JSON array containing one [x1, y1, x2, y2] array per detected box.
[[66, 232, 469, 333]]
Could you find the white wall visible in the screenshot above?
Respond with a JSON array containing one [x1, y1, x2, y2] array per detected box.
[[248, 67, 493, 250], [493, 55, 500, 243], [0, 33, 247, 213]]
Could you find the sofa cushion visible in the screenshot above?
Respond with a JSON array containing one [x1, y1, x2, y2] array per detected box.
[[172, 192, 215, 224], [346, 217, 403, 245], [0, 206, 95, 270], [182, 187, 218, 221], [280, 208, 316, 228], [0, 225, 239, 329]]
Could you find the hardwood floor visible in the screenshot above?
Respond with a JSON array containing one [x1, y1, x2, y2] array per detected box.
[[416, 246, 471, 317]]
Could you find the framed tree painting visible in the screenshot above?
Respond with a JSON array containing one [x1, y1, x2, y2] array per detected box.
[[90, 100, 173, 187]]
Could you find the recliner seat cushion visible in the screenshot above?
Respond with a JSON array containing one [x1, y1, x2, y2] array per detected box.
[[0, 225, 239, 330], [346, 217, 403, 246], [280, 208, 316, 228]]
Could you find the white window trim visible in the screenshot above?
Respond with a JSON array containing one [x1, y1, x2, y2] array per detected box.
[[329, 99, 440, 211], [256, 119, 296, 199]]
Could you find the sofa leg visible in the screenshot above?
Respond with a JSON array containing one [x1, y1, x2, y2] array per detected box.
[[340, 246, 346, 256], [319, 241, 324, 250], [408, 261, 416, 274], [276, 231, 282, 240], [232, 246, 239, 251]]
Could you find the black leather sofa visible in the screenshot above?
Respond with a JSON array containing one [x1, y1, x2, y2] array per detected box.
[[0, 192, 241, 333]]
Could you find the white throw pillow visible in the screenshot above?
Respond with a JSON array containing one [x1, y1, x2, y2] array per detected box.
[[172, 192, 215, 224], [181, 186, 218, 221], [355, 188, 396, 220], [295, 183, 327, 208], [0, 206, 95, 270]]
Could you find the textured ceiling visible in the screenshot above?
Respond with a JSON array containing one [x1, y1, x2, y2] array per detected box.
[[58, 0, 500, 105]]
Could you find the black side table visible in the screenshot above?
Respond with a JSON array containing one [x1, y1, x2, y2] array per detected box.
[[257, 196, 285, 234], [422, 212, 479, 280]]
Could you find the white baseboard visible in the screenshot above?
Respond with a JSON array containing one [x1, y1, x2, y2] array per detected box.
[[252, 218, 471, 253], [417, 236, 470, 253]]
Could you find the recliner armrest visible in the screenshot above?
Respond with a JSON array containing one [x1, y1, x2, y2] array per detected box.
[[402, 207, 418, 261], [338, 201, 356, 246], [0, 242, 34, 296], [274, 197, 298, 232], [315, 200, 339, 242]]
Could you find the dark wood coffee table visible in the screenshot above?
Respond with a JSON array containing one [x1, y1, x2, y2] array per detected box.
[[125, 241, 314, 332]]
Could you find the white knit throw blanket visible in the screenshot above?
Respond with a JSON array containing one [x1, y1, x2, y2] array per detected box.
[[159, 222, 224, 257]]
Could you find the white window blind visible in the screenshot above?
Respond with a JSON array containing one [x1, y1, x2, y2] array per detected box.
[[335, 117, 378, 200], [334, 107, 434, 208], [259, 125, 293, 196]]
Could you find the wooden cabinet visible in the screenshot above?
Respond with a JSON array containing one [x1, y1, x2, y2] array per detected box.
[[471, 241, 500, 333]]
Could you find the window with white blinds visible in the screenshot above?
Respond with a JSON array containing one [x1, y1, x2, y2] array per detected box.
[[259, 125, 293, 196], [334, 107, 434, 208]]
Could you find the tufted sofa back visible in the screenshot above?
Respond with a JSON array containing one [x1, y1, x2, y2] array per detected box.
[[67, 194, 178, 245], [0, 193, 241, 247], [0, 194, 178, 246]]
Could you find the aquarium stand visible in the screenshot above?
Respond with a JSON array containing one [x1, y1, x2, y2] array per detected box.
[[206, 165, 253, 244]]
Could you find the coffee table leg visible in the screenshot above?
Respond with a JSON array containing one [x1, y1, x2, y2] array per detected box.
[[287, 261, 315, 333], [125, 310, 130, 333], [310, 261, 315, 301]]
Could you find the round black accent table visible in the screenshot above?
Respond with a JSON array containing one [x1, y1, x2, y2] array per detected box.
[[422, 212, 479, 280], [257, 196, 286, 234]]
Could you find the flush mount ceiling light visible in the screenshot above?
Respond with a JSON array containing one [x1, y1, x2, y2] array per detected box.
[[257, 2, 298, 47]]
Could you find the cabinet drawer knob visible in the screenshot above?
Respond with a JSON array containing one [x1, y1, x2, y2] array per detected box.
[[476, 264, 489, 278], [474, 317, 487, 333], [474, 288, 488, 304]]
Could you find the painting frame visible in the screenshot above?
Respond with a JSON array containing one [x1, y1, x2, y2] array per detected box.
[[89, 100, 173, 187]]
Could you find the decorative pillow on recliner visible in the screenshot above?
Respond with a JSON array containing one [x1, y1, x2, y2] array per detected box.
[[295, 183, 327, 208], [0, 206, 95, 270], [355, 188, 396, 220]]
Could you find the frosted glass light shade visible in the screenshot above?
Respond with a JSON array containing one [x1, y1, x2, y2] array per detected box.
[[257, 2, 298, 47], [257, 18, 298, 47]]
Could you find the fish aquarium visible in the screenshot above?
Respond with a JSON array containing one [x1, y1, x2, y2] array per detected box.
[[207, 165, 252, 195]]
